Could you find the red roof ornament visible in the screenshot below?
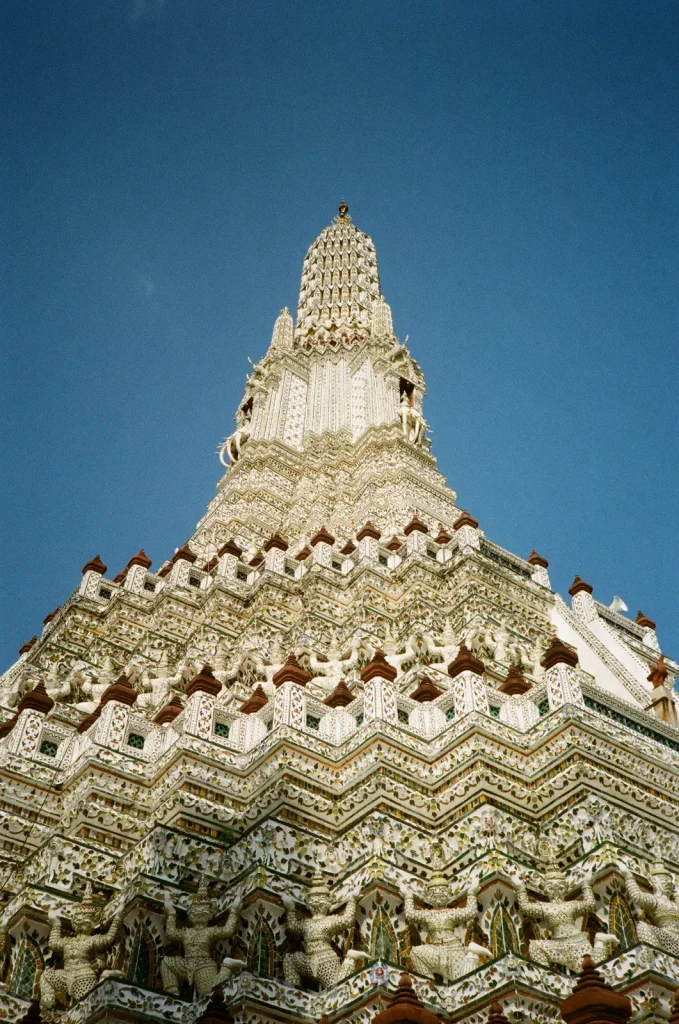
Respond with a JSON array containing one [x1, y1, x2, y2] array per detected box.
[[569, 576, 594, 597], [324, 679, 355, 708], [385, 535, 402, 552], [82, 554, 107, 575], [18, 681, 55, 716], [448, 644, 485, 678], [127, 549, 152, 570], [43, 608, 60, 625], [263, 533, 289, 552], [218, 539, 243, 558], [453, 511, 479, 531], [527, 550, 549, 568], [498, 665, 531, 695], [435, 525, 452, 544], [310, 526, 336, 547], [636, 610, 656, 630], [410, 676, 443, 702], [356, 522, 382, 541], [186, 664, 222, 699], [154, 695, 184, 725], [404, 513, 429, 536], [360, 648, 398, 683], [239, 685, 269, 714], [19, 636, 38, 655], [341, 539, 357, 554], [372, 972, 442, 1024], [541, 637, 579, 670], [295, 545, 312, 561], [272, 653, 312, 688], [560, 955, 632, 1024], [77, 672, 138, 733], [195, 987, 235, 1024], [487, 1003, 512, 1024], [172, 544, 197, 565]]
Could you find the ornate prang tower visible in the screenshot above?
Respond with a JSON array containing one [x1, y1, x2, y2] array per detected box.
[[1, 206, 678, 1024]]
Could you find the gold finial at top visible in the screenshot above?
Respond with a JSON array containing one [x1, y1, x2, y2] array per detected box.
[[335, 200, 351, 223]]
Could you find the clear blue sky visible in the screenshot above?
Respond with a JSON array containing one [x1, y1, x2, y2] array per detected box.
[[2, 0, 677, 671]]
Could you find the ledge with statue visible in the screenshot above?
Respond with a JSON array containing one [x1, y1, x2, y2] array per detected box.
[[2, 844, 679, 1024], [7, 943, 678, 1024]]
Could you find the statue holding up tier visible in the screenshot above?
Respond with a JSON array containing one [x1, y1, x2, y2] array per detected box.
[[620, 860, 679, 955], [282, 874, 365, 989], [160, 879, 245, 997], [40, 882, 123, 1008], [401, 857, 490, 982], [516, 863, 617, 971]]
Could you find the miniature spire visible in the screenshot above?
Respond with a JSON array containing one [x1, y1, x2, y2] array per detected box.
[[270, 307, 294, 351], [361, 648, 398, 683], [272, 652, 312, 687], [186, 664, 222, 698], [372, 295, 394, 338], [196, 986, 235, 1024], [541, 637, 579, 669], [560, 955, 632, 1024], [448, 644, 484, 678], [372, 972, 441, 1024], [324, 679, 355, 708], [82, 554, 107, 575]]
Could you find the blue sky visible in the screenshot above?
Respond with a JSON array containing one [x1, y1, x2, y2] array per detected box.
[[2, 0, 677, 670]]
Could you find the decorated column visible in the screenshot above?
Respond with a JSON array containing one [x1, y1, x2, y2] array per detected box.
[[361, 649, 398, 724], [541, 637, 585, 710], [448, 644, 488, 715]]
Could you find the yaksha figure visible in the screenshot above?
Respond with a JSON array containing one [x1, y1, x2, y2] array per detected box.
[[40, 882, 122, 1008], [282, 873, 365, 989], [160, 879, 245, 997], [621, 860, 679, 955], [516, 863, 617, 971], [401, 864, 490, 982]]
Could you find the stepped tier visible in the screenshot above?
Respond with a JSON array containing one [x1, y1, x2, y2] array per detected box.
[[1, 207, 677, 1023]]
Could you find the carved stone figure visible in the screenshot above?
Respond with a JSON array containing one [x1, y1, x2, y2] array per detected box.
[[219, 402, 252, 466], [516, 864, 617, 971], [399, 392, 426, 447], [282, 873, 365, 989], [160, 879, 245, 997], [401, 861, 490, 982], [40, 882, 122, 1008], [621, 860, 679, 955]]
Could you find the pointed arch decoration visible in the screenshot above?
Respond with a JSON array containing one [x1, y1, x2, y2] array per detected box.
[[128, 924, 157, 988], [490, 904, 519, 958], [10, 938, 44, 1000], [249, 918, 276, 978], [609, 893, 637, 951], [372, 906, 397, 962]]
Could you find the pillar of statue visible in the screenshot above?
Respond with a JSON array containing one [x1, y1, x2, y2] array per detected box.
[[282, 873, 365, 989], [516, 864, 617, 971], [40, 882, 122, 1008], [401, 858, 490, 983], [160, 879, 245, 997], [620, 860, 679, 956]]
